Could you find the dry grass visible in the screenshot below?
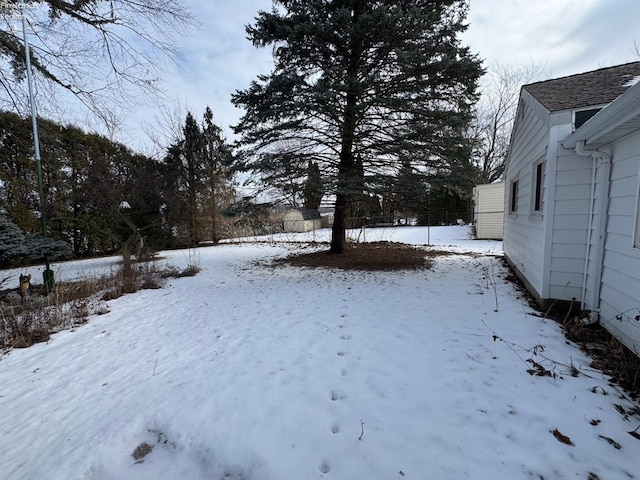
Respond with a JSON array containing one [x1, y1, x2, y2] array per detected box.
[[0, 261, 201, 351], [563, 318, 640, 397]]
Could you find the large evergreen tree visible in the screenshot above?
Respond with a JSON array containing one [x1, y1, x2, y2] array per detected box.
[[162, 108, 235, 247], [303, 160, 323, 210], [0, 111, 39, 232], [182, 112, 203, 246], [202, 107, 234, 244], [0, 110, 167, 258], [233, 0, 483, 253]]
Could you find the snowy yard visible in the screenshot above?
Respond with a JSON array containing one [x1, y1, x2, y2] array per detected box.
[[1, 226, 638, 479]]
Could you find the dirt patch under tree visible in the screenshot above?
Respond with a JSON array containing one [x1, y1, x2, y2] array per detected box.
[[271, 241, 453, 271]]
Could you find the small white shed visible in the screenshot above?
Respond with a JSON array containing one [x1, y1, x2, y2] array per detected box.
[[472, 183, 504, 240], [283, 208, 322, 233]]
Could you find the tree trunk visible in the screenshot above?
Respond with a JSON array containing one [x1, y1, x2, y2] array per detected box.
[[330, 135, 356, 254], [210, 175, 219, 244], [329, 7, 361, 254], [330, 191, 348, 253], [188, 165, 198, 247]]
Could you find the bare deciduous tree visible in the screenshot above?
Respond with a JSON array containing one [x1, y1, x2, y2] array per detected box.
[[471, 62, 548, 183], [0, 1, 193, 128], [142, 99, 190, 159]]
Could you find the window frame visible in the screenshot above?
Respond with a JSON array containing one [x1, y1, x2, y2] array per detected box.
[[510, 178, 519, 214], [572, 105, 605, 130], [532, 160, 544, 214]]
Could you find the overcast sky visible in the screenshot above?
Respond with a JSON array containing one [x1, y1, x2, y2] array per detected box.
[[117, 0, 640, 153]]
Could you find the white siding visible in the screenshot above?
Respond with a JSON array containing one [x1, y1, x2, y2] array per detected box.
[[548, 148, 592, 301], [473, 183, 504, 239], [599, 134, 640, 355], [503, 99, 548, 298], [581, 157, 611, 313]]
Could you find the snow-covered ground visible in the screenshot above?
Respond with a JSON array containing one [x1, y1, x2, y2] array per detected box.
[[1, 226, 638, 479], [224, 224, 503, 255]]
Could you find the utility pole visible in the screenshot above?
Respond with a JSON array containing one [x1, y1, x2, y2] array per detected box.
[[22, 6, 54, 291]]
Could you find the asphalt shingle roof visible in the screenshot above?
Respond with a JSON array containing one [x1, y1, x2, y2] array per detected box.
[[523, 61, 640, 112]]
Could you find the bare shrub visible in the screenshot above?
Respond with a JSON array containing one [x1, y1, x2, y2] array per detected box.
[[175, 265, 201, 277], [2, 311, 50, 349]]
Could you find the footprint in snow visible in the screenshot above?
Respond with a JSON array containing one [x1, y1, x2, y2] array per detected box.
[[319, 461, 331, 474], [330, 390, 346, 401]]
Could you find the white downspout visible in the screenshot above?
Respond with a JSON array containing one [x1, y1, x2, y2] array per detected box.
[[578, 151, 597, 309], [574, 140, 611, 324]]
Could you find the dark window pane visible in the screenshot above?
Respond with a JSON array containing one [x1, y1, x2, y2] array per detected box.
[[575, 108, 601, 128], [534, 163, 543, 211]]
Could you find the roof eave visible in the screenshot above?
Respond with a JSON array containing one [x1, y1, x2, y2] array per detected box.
[[562, 80, 640, 149]]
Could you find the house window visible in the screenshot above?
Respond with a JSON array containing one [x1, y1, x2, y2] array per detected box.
[[533, 161, 544, 212], [510, 180, 519, 213], [574, 107, 602, 129]]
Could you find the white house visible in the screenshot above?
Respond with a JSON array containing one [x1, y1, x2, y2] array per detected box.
[[503, 62, 640, 356], [472, 183, 504, 240]]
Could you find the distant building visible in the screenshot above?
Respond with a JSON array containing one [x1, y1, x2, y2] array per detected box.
[[283, 208, 322, 233], [472, 183, 504, 240]]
